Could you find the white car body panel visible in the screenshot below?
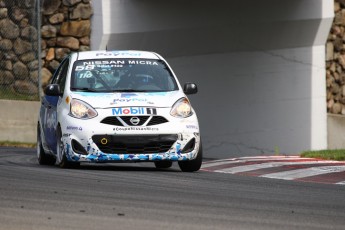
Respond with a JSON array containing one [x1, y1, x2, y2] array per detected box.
[[38, 50, 201, 167]]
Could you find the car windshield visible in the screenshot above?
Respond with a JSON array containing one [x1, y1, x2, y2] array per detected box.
[[70, 58, 179, 92]]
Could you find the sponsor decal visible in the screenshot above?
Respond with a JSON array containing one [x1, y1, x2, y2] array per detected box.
[[147, 108, 157, 115], [96, 51, 142, 57], [186, 125, 199, 130], [112, 107, 157, 115], [82, 60, 125, 65], [115, 127, 159, 131], [112, 51, 141, 57], [75, 70, 94, 78], [67, 126, 83, 131], [76, 60, 125, 71], [111, 98, 147, 105], [76, 59, 158, 71], [128, 60, 158, 65], [76, 64, 123, 71]]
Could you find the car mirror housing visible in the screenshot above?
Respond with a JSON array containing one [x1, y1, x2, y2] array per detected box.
[[183, 83, 198, 95], [44, 84, 62, 96]]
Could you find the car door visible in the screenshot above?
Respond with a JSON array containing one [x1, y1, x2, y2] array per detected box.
[[41, 57, 70, 153]]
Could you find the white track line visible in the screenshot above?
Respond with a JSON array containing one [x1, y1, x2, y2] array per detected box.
[[214, 161, 338, 174], [261, 166, 345, 180], [201, 156, 311, 168], [336, 181, 345, 185], [201, 160, 243, 168]]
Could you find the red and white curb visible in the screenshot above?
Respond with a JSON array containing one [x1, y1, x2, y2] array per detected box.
[[201, 156, 345, 185]]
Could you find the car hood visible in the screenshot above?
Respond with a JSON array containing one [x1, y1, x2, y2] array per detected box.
[[70, 91, 185, 108]]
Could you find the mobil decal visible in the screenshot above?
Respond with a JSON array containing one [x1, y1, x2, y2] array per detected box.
[[112, 107, 157, 115]]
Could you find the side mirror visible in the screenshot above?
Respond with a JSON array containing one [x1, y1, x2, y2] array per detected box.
[[183, 83, 198, 95], [44, 84, 62, 96]]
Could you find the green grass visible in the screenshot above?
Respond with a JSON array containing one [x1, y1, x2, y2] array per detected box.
[[0, 86, 39, 101], [301, 149, 345, 161], [0, 141, 36, 148]]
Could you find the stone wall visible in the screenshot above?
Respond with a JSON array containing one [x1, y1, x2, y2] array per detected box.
[[0, 0, 39, 96], [0, 0, 92, 99], [41, 0, 92, 89], [327, 0, 345, 114]]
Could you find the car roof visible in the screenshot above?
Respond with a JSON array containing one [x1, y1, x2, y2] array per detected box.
[[74, 50, 162, 60]]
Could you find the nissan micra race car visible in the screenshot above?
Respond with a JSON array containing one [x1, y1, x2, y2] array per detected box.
[[37, 50, 202, 172]]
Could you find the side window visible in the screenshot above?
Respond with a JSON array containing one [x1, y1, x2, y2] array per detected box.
[[50, 61, 64, 84], [57, 60, 69, 94], [51, 57, 70, 94]]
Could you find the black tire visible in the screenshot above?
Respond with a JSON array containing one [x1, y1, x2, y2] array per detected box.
[[37, 124, 55, 165], [178, 143, 203, 172], [56, 127, 80, 169], [154, 161, 173, 169]]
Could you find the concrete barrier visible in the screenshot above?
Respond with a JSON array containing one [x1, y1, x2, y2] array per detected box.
[[328, 113, 345, 149], [0, 100, 40, 143], [91, 0, 333, 157], [0, 98, 343, 153]]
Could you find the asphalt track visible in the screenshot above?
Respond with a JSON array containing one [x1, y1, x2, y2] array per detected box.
[[1, 147, 345, 230]]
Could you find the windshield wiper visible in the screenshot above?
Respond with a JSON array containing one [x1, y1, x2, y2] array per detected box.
[[71, 88, 152, 93], [113, 89, 149, 92], [71, 87, 99, 92]]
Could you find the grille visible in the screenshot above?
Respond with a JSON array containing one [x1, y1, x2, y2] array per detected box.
[[100, 116, 169, 126], [147, 116, 169, 126], [100, 117, 123, 126], [92, 134, 178, 154], [120, 116, 149, 126]]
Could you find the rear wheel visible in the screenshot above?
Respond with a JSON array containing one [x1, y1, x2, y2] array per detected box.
[[178, 143, 203, 172], [37, 124, 55, 165], [56, 127, 80, 168], [154, 161, 173, 169]]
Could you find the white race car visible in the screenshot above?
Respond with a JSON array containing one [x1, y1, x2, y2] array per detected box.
[[37, 50, 202, 172]]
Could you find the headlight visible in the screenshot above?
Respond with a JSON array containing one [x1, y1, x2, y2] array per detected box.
[[170, 98, 193, 118], [69, 99, 97, 119]]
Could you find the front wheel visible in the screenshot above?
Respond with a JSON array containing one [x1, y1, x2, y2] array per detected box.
[[56, 127, 80, 168], [37, 123, 55, 165], [178, 143, 203, 172]]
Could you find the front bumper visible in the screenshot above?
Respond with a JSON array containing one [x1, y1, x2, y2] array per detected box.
[[60, 110, 201, 163]]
